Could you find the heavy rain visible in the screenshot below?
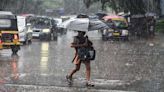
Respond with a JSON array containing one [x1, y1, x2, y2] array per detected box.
[[0, 0, 164, 92]]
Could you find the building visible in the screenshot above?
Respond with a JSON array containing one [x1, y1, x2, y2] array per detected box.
[[160, 0, 164, 16]]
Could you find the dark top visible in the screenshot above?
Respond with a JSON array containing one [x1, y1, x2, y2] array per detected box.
[[74, 36, 86, 44], [72, 35, 93, 49]]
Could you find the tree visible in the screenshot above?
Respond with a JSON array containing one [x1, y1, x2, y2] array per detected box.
[[0, 0, 45, 14], [83, 0, 148, 14]]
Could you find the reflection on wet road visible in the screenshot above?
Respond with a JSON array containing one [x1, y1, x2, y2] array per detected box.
[[40, 42, 49, 74], [0, 31, 164, 92]]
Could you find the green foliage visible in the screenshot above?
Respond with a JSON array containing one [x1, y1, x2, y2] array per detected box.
[[42, 0, 64, 9], [156, 19, 164, 33], [83, 0, 157, 14], [83, 0, 98, 8], [0, 0, 64, 14]]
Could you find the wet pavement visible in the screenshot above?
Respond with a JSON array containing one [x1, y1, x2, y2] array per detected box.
[[0, 31, 164, 92]]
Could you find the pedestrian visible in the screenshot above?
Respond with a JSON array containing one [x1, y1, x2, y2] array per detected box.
[[146, 16, 156, 38], [66, 31, 94, 87]]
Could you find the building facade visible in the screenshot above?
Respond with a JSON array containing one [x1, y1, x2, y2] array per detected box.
[[160, 0, 164, 15]]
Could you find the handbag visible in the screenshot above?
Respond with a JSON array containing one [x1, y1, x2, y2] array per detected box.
[[88, 47, 96, 60], [77, 47, 96, 61], [77, 36, 96, 61]]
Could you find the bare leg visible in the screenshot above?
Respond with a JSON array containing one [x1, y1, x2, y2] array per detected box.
[[84, 61, 94, 87], [68, 62, 81, 78], [84, 61, 91, 81]]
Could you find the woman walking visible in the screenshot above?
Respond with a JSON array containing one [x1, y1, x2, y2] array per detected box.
[[66, 31, 94, 87]]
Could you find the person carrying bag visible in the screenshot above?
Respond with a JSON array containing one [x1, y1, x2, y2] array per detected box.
[[66, 31, 95, 87], [77, 35, 96, 61]]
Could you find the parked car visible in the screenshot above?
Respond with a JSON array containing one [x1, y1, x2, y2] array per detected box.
[[102, 15, 129, 41], [17, 16, 32, 45], [0, 11, 20, 54]]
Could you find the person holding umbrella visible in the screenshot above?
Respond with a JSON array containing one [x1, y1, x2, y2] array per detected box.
[[66, 31, 94, 87], [61, 15, 108, 86]]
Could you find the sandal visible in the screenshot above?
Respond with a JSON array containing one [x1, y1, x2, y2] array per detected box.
[[66, 75, 72, 83], [86, 81, 94, 87]]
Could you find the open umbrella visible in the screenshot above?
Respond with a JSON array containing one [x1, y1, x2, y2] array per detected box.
[[61, 18, 109, 32]]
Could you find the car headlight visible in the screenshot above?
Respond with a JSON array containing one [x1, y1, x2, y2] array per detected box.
[[122, 30, 128, 36], [42, 29, 50, 33], [28, 29, 33, 32]]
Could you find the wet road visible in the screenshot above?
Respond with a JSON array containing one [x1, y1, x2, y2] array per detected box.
[[0, 31, 164, 92]]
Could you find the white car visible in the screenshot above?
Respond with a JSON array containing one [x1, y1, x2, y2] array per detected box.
[[31, 16, 55, 40], [32, 28, 42, 38], [17, 16, 32, 45]]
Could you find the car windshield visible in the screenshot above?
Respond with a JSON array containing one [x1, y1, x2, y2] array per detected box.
[[32, 17, 51, 28], [0, 19, 11, 28], [113, 20, 128, 28], [0, 15, 16, 19]]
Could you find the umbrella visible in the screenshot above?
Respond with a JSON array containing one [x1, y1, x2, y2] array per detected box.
[[95, 12, 107, 19], [77, 14, 89, 18], [61, 18, 109, 32]]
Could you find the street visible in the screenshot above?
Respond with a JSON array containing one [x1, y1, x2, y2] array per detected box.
[[0, 31, 164, 92]]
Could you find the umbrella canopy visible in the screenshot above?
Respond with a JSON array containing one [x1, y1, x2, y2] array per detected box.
[[77, 14, 89, 18], [89, 19, 109, 31], [95, 12, 107, 19], [61, 18, 109, 32]]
